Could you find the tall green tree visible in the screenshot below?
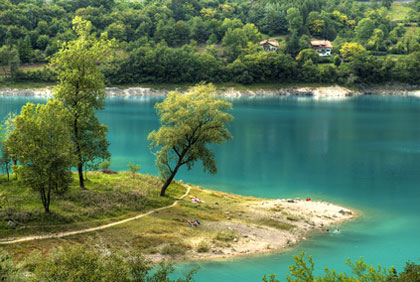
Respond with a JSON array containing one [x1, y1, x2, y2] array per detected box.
[[5, 99, 75, 213], [0, 124, 11, 181], [286, 8, 303, 34], [0, 45, 20, 79], [148, 84, 233, 196], [50, 17, 115, 189]]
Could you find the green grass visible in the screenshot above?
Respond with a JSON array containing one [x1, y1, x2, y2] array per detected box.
[[0, 172, 309, 262], [0, 172, 185, 238], [388, 3, 414, 22], [0, 81, 55, 89]]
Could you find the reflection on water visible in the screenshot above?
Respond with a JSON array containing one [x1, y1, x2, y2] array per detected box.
[[1, 95, 420, 281]]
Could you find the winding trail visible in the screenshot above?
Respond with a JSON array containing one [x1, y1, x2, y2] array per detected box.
[[0, 186, 191, 245]]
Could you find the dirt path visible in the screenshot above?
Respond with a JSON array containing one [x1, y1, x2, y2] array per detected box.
[[0, 186, 191, 245]]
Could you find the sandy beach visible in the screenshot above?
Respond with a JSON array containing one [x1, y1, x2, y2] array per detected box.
[[146, 191, 356, 262]]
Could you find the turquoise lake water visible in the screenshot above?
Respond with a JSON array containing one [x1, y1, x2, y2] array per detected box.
[[1, 95, 420, 280]]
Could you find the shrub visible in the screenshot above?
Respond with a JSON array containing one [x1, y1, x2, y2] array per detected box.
[[214, 231, 236, 242], [196, 240, 211, 253], [32, 244, 195, 281], [160, 243, 189, 256]]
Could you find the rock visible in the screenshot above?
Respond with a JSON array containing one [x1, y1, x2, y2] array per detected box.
[[233, 238, 238, 242], [243, 234, 248, 238], [102, 169, 117, 174], [215, 202, 219, 205], [287, 199, 295, 203], [225, 211, 231, 215], [8, 220, 16, 227], [338, 209, 352, 215]]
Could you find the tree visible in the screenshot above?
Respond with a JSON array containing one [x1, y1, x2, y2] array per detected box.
[[0, 124, 11, 181], [264, 252, 399, 282], [128, 162, 140, 179], [148, 84, 233, 196], [50, 17, 116, 189], [296, 49, 319, 64], [5, 99, 74, 213], [340, 42, 366, 61], [382, 0, 393, 9], [0, 45, 20, 79], [17, 35, 34, 63], [286, 8, 303, 34], [355, 18, 375, 43]]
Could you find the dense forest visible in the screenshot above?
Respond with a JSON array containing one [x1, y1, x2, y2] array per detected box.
[[2, 0, 420, 85]]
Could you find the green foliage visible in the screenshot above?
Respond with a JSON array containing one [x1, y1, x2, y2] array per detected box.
[[264, 252, 413, 282], [214, 231, 236, 242], [128, 162, 140, 178], [0, 250, 24, 281], [160, 243, 189, 256], [0, 45, 20, 80], [148, 84, 233, 196], [50, 17, 116, 188], [1, 0, 420, 86], [196, 240, 210, 253], [0, 123, 12, 181], [32, 244, 196, 281], [5, 99, 74, 213], [98, 160, 111, 170]]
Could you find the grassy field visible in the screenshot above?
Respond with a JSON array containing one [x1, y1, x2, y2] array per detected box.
[[0, 171, 301, 261], [0, 63, 47, 77], [0, 172, 185, 239]]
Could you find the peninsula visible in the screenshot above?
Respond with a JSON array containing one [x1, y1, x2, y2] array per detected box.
[[0, 172, 355, 262]]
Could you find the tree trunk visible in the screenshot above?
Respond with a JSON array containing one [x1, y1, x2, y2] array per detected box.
[[160, 164, 182, 196], [5, 163, 9, 181], [73, 112, 85, 189], [78, 163, 85, 189], [40, 187, 50, 213]]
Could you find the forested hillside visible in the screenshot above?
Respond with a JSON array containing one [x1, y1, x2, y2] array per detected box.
[[2, 0, 420, 85]]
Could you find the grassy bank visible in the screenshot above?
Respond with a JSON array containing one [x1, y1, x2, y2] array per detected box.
[[0, 171, 354, 262]]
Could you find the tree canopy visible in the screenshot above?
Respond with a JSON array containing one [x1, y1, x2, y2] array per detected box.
[[148, 84, 233, 196], [50, 16, 115, 189], [5, 99, 74, 213]]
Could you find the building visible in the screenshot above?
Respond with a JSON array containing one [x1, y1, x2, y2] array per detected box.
[[259, 40, 279, 51], [310, 40, 332, 56]]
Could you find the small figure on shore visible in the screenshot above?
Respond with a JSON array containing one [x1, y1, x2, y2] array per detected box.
[[320, 229, 324, 233], [334, 228, 340, 233], [306, 197, 311, 201], [326, 229, 329, 233], [187, 219, 201, 227]]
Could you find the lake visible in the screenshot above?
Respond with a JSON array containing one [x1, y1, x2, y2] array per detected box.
[[1, 95, 420, 281]]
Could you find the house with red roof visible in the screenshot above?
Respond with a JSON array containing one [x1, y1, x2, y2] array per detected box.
[[310, 40, 332, 56], [259, 39, 279, 51]]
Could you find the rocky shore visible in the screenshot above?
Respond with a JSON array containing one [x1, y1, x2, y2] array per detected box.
[[2, 84, 420, 98]]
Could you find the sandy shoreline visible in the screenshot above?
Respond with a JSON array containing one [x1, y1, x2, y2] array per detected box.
[[148, 194, 356, 263], [0, 180, 356, 263]]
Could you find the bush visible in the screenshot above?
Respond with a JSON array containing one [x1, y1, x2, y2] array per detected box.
[[196, 240, 211, 253], [160, 243, 189, 256], [0, 250, 24, 281], [13, 68, 57, 83], [214, 231, 236, 242], [32, 244, 196, 281]]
